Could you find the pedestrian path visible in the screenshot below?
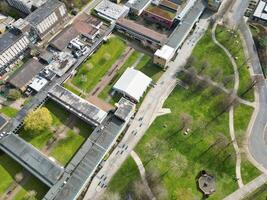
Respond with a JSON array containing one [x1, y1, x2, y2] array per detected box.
[[223, 174, 267, 200]]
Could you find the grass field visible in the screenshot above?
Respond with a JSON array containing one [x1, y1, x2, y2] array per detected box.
[[99, 50, 163, 104], [72, 37, 126, 93], [107, 28, 258, 199], [215, 25, 254, 101], [108, 80, 238, 199], [13, 176, 48, 200], [0, 106, 19, 118], [190, 29, 234, 88], [0, 153, 23, 196]]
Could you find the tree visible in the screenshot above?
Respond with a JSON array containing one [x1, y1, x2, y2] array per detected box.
[[179, 113, 193, 131], [199, 61, 210, 74], [15, 172, 24, 183], [100, 191, 121, 200], [7, 89, 21, 101], [185, 56, 196, 69], [23, 190, 37, 200], [131, 179, 150, 200], [24, 107, 52, 133]]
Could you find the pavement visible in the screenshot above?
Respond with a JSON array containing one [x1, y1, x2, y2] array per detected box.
[[83, 16, 210, 200], [223, 174, 267, 200]]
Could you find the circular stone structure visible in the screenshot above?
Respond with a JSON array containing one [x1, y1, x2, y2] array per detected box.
[[198, 171, 216, 196]]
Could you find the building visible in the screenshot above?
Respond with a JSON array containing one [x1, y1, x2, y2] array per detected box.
[[8, 58, 45, 91], [116, 17, 167, 50], [246, 0, 259, 17], [126, 0, 152, 16], [0, 14, 14, 34], [6, 0, 47, 14], [113, 67, 152, 102], [0, 31, 30, 76], [153, 0, 206, 67], [24, 0, 68, 40], [207, 0, 222, 11], [28, 76, 48, 92], [114, 98, 136, 122], [142, 5, 177, 29], [94, 1, 129, 22], [154, 45, 175, 68], [75, 13, 103, 29], [252, 0, 267, 24]]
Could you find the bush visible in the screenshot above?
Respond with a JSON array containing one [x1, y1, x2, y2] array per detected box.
[[7, 89, 21, 101]]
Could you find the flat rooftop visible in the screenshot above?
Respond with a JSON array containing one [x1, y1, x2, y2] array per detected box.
[[253, 0, 267, 21], [8, 58, 45, 90], [0, 133, 64, 187], [116, 18, 167, 44], [44, 115, 126, 200], [145, 5, 176, 21], [48, 84, 107, 126], [126, 0, 152, 11], [167, 0, 205, 50]]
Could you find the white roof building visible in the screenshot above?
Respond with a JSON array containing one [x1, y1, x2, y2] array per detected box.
[[253, 0, 267, 21], [113, 68, 152, 102], [94, 1, 129, 22], [28, 76, 48, 92], [154, 45, 175, 63]]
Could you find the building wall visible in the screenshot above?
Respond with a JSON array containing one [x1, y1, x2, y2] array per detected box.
[[153, 55, 167, 67], [0, 35, 30, 75], [142, 10, 175, 29], [6, 0, 32, 14], [32, 4, 67, 40]]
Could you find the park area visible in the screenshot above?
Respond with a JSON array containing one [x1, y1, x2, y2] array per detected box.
[[0, 100, 94, 199], [104, 26, 259, 200], [65, 36, 127, 95]]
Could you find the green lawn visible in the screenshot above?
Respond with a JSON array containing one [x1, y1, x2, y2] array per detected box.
[[0, 106, 19, 118], [191, 29, 234, 88], [108, 80, 238, 199], [99, 51, 143, 104], [215, 25, 254, 101], [72, 36, 126, 93], [13, 176, 48, 200], [99, 51, 163, 105], [20, 101, 70, 149], [234, 104, 260, 184], [135, 55, 163, 82], [64, 82, 82, 97], [50, 120, 93, 166], [107, 157, 141, 197], [0, 153, 23, 196], [244, 184, 267, 200]]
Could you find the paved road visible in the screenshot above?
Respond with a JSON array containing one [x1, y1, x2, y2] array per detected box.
[[223, 174, 267, 200], [83, 17, 210, 200]]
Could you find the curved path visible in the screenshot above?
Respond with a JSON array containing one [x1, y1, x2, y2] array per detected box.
[[239, 20, 267, 173], [130, 151, 156, 200], [212, 23, 244, 187]]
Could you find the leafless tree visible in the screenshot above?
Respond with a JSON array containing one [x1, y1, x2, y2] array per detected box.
[[100, 191, 121, 200], [179, 113, 193, 131]]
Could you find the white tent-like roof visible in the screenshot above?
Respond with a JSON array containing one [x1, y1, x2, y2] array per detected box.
[[113, 68, 152, 102]]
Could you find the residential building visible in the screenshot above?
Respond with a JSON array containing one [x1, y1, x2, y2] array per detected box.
[[0, 31, 30, 75], [6, 0, 47, 14], [8, 58, 45, 91], [113, 67, 152, 102], [116, 17, 167, 50]]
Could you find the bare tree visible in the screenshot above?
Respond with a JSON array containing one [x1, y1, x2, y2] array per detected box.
[[100, 191, 121, 200], [185, 56, 197, 69], [179, 113, 193, 131], [199, 61, 210, 74], [15, 172, 24, 183], [131, 180, 150, 200], [223, 75, 235, 87]]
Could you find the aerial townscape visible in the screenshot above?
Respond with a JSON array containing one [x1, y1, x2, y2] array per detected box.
[[0, 0, 266, 199]]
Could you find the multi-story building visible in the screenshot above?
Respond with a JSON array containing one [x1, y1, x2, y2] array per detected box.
[[6, 0, 47, 14], [0, 30, 30, 75], [25, 0, 68, 40]]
